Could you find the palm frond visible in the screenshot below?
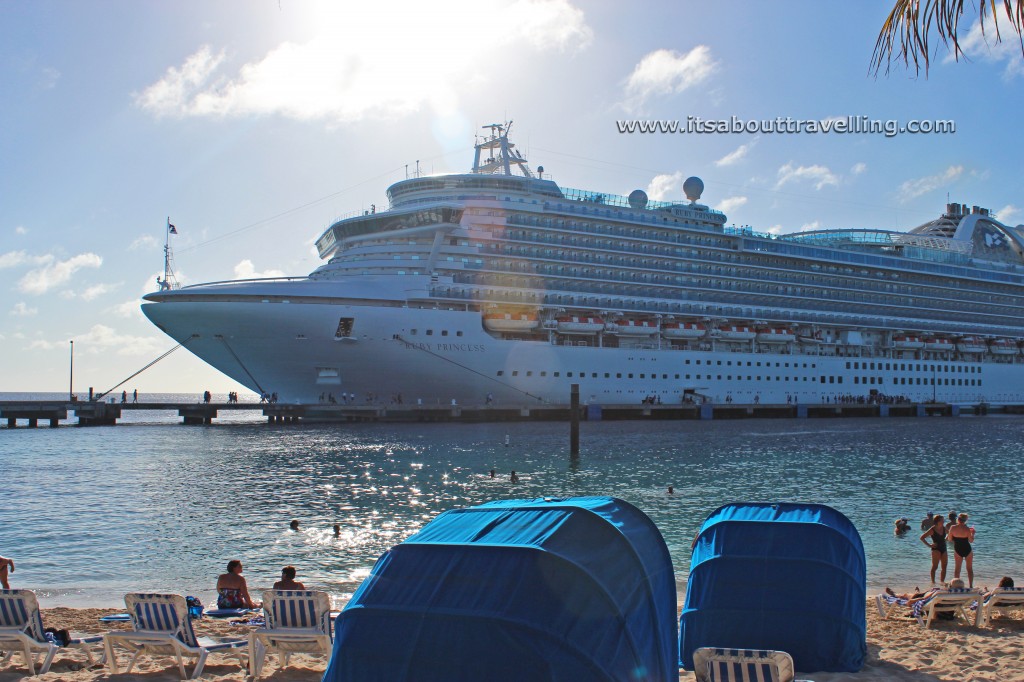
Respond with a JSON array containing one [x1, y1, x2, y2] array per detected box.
[[870, 0, 1024, 76]]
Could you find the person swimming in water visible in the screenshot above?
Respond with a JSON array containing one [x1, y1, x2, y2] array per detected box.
[[947, 513, 976, 587], [920, 514, 948, 584]]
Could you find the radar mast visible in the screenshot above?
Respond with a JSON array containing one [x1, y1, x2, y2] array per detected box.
[[472, 121, 533, 178]]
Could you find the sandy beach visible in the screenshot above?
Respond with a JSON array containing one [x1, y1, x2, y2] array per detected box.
[[1, 600, 1021, 681]]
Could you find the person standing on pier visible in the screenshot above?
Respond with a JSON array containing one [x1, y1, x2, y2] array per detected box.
[[121, 390, 127, 404], [132, 389, 138, 403], [0, 555, 13, 589]]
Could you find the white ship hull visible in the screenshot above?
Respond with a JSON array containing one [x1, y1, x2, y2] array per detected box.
[[142, 276, 1023, 406]]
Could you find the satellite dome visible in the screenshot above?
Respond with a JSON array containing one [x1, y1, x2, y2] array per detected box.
[[628, 189, 649, 209], [683, 176, 704, 202]]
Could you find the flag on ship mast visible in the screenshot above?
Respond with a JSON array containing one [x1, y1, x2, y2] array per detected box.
[[168, 223, 177, 234]]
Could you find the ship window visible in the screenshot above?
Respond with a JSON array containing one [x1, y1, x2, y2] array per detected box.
[[410, 329, 417, 334], [854, 362, 859, 369], [526, 371, 532, 377], [512, 371, 518, 376], [456, 331, 463, 337], [554, 372, 560, 377], [640, 374, 645, 379], [617, 373, 622, 378], [685, 374, 691, 380], [441, 330, 448, 336], [426, 329, 433, 336], [497, 370, 503, 376], [604, 373, 610, 378], [662, 374, 668, 379], [628, 374, 634, 379], [567, 372, 573, 377], [335, 317, 355, 338], [854, 377, 859, 384], [592, 373, 598, 378]]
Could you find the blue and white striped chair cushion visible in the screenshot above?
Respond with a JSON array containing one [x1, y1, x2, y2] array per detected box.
[[694, 647, 795, 682], [127, 593, 199, 647], [0, 589, 48, 643], [265, 590, 331, 636]]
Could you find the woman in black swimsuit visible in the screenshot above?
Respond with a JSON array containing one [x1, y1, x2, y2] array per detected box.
[[947, 513, 976, 587], [920, 514, 947, 583]]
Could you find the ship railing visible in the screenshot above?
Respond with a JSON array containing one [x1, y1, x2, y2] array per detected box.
[[178, 276, 309, 289]]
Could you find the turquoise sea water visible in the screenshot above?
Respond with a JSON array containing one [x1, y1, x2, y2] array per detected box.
[[1, 393, 1021, 608]]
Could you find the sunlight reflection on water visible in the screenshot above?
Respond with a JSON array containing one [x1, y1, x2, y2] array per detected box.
[[3, 414, 1024, 606]]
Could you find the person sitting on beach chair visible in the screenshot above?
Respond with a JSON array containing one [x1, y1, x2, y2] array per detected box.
[[272, 566, 304, 591], [216, 560, 259, 609]]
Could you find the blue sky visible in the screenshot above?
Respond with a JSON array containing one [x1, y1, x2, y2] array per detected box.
[[2, 0, 1021, 393]]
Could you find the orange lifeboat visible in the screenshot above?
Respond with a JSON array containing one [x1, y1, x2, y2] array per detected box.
[[483, 311, 539, 332], [556, 316, 605, 334], [756, 327, 796, 344], [892, 335, 924, 350], [989, 338, 1018, 355], [922, 336, 954, 352], [662, 322, 706, 339], [607, 318, 658, 335], [956, 337, 986, 353], [714, 325, 756, 342]]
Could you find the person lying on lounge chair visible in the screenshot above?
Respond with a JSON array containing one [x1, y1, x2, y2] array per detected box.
[[982, 576, 1014, 600], [885, 578, 965, 606]]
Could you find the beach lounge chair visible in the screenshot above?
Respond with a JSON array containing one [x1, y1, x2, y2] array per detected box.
[[976, 586, 1024, 626], [249, 590, 332, 678], [874, 593, 909, 620], [0, 589, 104, 675], [914, 588, 981, 628], [692, 647, 803, 682], [103, 593, 248, 679]]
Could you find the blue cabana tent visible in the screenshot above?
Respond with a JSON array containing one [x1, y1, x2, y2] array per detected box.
[[679, 502, 865, 673], [325, 496, 677, 682]]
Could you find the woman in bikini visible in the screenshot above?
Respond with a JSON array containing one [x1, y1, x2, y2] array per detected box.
[[947, 513, 976, 588], [920, 513, 947, 584], [216, 559, 259, 609]]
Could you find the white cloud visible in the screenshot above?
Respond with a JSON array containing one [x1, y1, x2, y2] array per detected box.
[[950, 14, 1024, 79], [38, 66, 60, 90], [134, 0, 591, 124], [0, 250, 36, 269], [775, 162, 839, 190], [717, 196, 748, 215], [233, 260, 286, 280], [17, 253, 103, 294], [715, 138, 757, 167], [765, 224, 785, 235], [110, 299, 144, 319], [851, 162, 867, 175], [10, 302, 37, 316], [996, 204, 1021, 225], [646, 171, 684, 201], [129, 234, 159, 251], [624, 46, 717, 110], [15, 226, 27, 235], [504, 0, 592, 51], [898, 165, 963, 203], [31, 324, 165, 357], [82, 283, 119, 301], [800, 220, 822, 232]]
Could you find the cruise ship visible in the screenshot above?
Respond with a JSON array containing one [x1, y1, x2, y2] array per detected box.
[[143, 123, 1024, 406]]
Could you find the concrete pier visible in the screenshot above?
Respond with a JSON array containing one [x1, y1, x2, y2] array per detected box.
[[0, 399, 991, 428]]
